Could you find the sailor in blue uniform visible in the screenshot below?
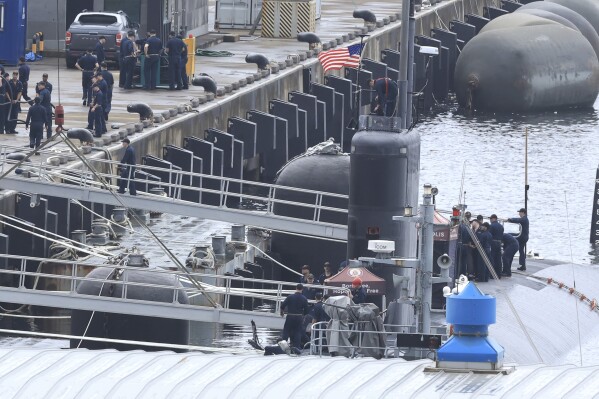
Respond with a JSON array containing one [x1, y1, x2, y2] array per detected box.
[[310, 293, 330, 351], [165, 31, 184, 90], [118, 138, 137, 195], [458, 219, 474, 277], [118, 33, 130, 88], [94, 36, 106, 65], [122, 31, 138, 89], [18, 57, 32, 104], [350, 277, 367, 304], [144, 30, 162, 90], [501, 233, 519, 277], [318, 262, 333, 285], [25, 97, 47, 149], [489, 214, 504, 278], [88, 84, 105, 136], [100, 62, 114, 121], [302, 274, 317, 300], [369, 78, 398, 117], [75, 49, 99, 105], [35, 73, 53, 95], [37, 82, 53, 139], [7, 72, 23, 134], [508, 208, 529, 271], [0, 76, 8, 134], [475, 223, 493, 282], [178, 33, 189, 89], [280, 284, 309, 350]]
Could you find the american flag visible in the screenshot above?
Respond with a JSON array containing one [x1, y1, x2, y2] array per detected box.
[[318, 43, 364, 72]]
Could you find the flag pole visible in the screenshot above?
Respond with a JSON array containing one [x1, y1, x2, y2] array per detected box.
[[347, 34, 369, 130]]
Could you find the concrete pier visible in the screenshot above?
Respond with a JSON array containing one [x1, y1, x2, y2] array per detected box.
[[0, 0, 499, 210]]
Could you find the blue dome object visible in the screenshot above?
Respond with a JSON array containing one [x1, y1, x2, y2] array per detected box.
[[446, 282, 496, 327]]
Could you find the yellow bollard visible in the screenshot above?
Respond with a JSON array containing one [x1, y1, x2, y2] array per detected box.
[[183, 36, 196, 78]]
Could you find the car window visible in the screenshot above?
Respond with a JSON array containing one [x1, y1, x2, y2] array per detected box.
[[77, 14, 118, 25]]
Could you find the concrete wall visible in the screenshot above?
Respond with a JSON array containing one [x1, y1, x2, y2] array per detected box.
[[181, 0, 210, 37], [27, 0, 66, 51]]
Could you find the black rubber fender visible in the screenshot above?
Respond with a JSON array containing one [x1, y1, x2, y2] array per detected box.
[[514, 9, 578, 31], [127, 103, 153, 121], [66, 128, 94, 144], [245, 53, 270, 70], [517, 1, 599, 61], [455, 24, 599, 112], [6, 153, 30, 162], [297, 32, 321, 45], [353, 9, 377, 23], [191, 74, 217, 94]]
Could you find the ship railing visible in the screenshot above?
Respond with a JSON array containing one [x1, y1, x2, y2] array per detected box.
[[309, 321, 447, 358], [0, 253, 349, 318], [0, 147, 349, 225]]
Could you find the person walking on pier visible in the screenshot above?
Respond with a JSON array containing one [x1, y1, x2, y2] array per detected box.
[[144, 30, 162, 90], [165, 31, 184, 90], [122, 31, 138, 90], [118, 138, 137, 195], [369, 78, 398, 117], [7, 72, 23, 134], [178, 33, 189, 90], [25, 97, 47, 151], [489, 214, 504, 278], [94, 36, 106, 65], [99, 63, 113, 121], [501, 233, 519, 277], [37, 81, 52, 139], [35, 73, 53, 95], [508, 208, 529, 271], [76, 49, 99, 106], [18, 57, 32, 105], [280, 284, 309, 350]]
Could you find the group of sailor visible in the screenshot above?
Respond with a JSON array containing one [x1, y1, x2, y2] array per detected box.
[[458, 208, 529, 281], [0, 58, 55, 150]]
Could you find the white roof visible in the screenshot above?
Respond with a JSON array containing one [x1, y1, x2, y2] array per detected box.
[[0, 348, 598, 398]]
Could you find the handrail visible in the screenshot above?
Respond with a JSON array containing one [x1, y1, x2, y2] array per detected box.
[[0, 253, 349, 315]]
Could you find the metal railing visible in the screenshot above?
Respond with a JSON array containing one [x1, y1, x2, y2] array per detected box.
[[0, 145, 349, 225], [0, 253, 347, 329]]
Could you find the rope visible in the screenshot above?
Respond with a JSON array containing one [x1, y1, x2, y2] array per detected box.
[[195, 49, 234, 57], [230, 240, 302, 276]]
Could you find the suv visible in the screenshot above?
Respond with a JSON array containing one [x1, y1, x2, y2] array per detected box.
[[65, 10, 139, 68]]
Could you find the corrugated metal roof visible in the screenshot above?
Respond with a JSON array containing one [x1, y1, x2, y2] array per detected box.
[[0, 348, 598, 398]]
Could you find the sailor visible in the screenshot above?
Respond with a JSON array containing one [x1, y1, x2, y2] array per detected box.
[[489, 214, 504, 278], [118, 32, 131, 88], [165, 31, 184, 90], [25, 97, 47, 150], [122, 31, 138, 90], [18, 57, 32, 105], [299, 264, 310, 284], [143, 30, 162, 90], [118, 138, 137, 195], [0, 76, 8, 134], [457, 218, 474, 278], [501, 233, 519, 277], [178, 33, 189, 90], [302, 274, 317, 300], [475, 222, 493, 282], [280, 284, 309, 350], [99, 62, 114, 121], [89, 84, 105, 136], [35, 73, 53, 94], [94, 74, 108, 133], [508, 208, 529, 271], [318, 262, 333, 284], [37, 81, 53, 139], [7, 72, 22, 134], [350, 277, 367, 304], [75, 49, 99, 105], [368, 78, 398, 117], [94, 36, 106, 65]]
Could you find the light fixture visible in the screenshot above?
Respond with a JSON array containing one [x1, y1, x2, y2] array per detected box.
[[404, 205, 413, 217], [423, 183, 432, 196]]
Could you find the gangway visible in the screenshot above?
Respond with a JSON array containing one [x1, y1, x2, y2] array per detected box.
[[0, 254, 345, 330], [0, 147, 349, 241]]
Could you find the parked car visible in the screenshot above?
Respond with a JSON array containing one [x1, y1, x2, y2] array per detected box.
[[65, 10, 139, 68]]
